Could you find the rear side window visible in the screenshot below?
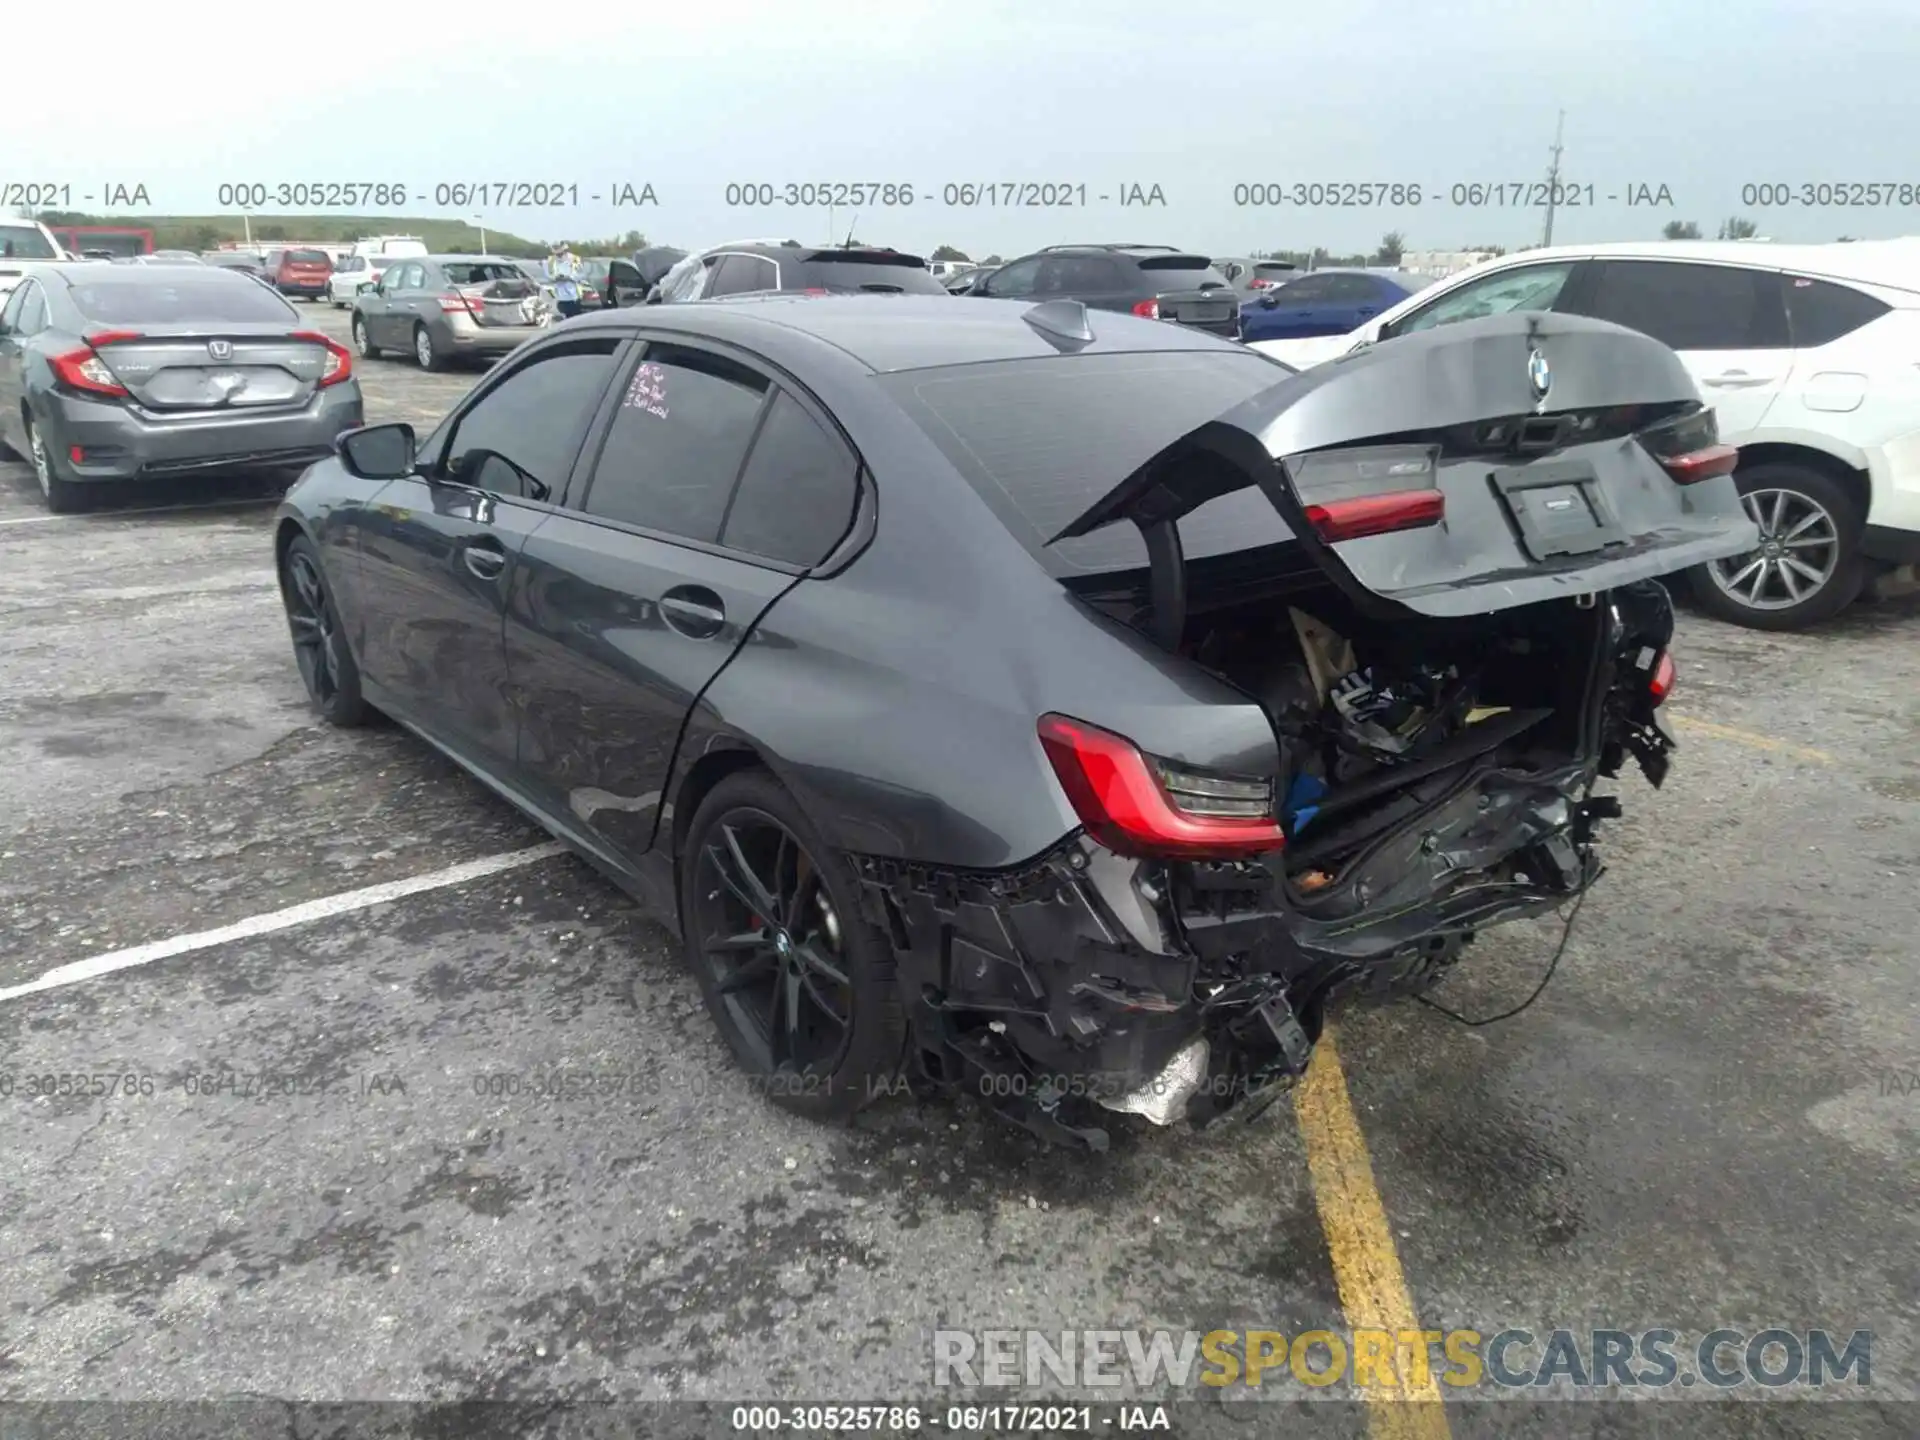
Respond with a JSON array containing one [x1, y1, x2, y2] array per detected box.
[[793, 259, 947, 294], [1582, 261, 1788, 351], [580, 344, 770, 541], [720, 392, 860, 566], [13, 284, 48, 334], [1785, 276, 1891, 347], [442, 339, 621, 499], [707, 253, 780, 297], [66, 277, 297, 324], [1035, 255, 1127, 294]]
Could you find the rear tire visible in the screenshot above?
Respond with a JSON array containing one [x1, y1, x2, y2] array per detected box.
[[26, 415, 85, 514], [413, 323, 447, 372], [678, 768, 906, 1122], [1688, 462, 1865, 630]]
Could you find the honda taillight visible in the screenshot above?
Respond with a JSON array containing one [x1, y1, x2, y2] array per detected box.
[[1649, 650, 1676, 704], [1284, 445, 1446, 543], [50, 338, 133, 398], [1037, 714, 1285, 859], [1131, 298, 1160, 319], [291, 330, 353, 387]]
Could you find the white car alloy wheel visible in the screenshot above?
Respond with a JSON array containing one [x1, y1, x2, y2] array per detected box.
[[1706, 487, 1841, 612]]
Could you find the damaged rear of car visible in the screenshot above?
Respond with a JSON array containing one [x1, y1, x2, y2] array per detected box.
[[847, 309, 1757, 1148]]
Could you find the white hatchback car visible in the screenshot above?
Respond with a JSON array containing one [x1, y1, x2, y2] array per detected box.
[[1249, 240, 1920, 629]]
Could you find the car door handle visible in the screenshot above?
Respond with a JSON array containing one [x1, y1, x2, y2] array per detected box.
[[463, 541, 508, 580], [659, 586, 726, 639], [1702, 370, 1773, 388]]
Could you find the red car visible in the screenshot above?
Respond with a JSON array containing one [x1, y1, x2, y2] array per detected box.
[[273, 247, 334, 300]]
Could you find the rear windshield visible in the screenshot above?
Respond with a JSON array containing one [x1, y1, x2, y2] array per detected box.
[[0, 225, 59, 260], [287, 249, 330, 263], [68, 277, 299, 325], [443, 261, 527, 285], [1134, 255, 1233, 289], [794, 259, 947, 294], [877, 349, 1296, 575]]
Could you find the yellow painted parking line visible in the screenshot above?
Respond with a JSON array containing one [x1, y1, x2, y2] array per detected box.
[[1295, 1029, 1452, 1440], [1670, 714, 1834, 764]]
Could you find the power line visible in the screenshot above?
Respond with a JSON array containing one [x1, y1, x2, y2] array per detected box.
[[1541, 110, 1566, 247]]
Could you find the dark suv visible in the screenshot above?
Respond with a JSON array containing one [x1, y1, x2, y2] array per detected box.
[[650, 242, 949, 301], [967, 244, 1241, 338]]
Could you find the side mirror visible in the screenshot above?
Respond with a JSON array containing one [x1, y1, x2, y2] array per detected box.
[[1259, 293, 1280, 309], [337, 423, 417, 480]]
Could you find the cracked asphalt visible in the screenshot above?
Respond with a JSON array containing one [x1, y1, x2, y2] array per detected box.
[[0, 302, 1915, 1438]]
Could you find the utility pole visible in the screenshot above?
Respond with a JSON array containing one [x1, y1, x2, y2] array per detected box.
[[1541, 110, 1566, 248]]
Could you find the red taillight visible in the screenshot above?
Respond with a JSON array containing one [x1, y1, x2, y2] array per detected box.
[[291, 330, 353, 387], [802, 287, 829, 296], [1649, 650, 1676, 704], [1659, 443, 1739, 484], [1131, 298, 1160, 319], [50, 344, 131, 398], [1037, 714, 1285, 859], [437, 293, 476, 313], [1303, 489, 1446, 543]]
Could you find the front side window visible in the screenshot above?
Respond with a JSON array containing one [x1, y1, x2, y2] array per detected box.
[[440, 339, 622, 500], [983, 257, 1043, 298], [1389, 261, 1576, 337], [577, 343, 770, 541]]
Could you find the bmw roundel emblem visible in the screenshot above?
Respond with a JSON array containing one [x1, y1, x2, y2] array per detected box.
[[1527, 347, 1551, 402]]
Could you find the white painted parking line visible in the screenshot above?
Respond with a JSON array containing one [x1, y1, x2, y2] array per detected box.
[[0, 498, 282, 527], [0, 842, 567, 1004]]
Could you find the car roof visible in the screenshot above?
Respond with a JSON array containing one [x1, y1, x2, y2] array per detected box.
[[1458, 238, 1920, 293], [564, 292, 1253, 373], [43, 263, 254, 285]]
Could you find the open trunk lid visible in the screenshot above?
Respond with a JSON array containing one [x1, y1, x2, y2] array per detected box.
[[1050, 311, 1761, 618]]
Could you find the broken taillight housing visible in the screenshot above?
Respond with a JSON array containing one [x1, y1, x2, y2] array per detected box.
[[1649, 650, 1676, 704], [1285, 444, 1447, 543], [1638, 406, 1739, 484], [1037, 713, 1285, 859]]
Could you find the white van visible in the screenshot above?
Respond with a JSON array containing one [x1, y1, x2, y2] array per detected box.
[[350, 235, 429, 260]]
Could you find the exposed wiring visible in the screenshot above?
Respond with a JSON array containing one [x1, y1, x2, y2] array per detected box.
[[1414, 881, 1588, 1026]]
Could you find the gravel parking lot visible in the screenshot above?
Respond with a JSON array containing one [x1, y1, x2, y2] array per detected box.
[[1, 300, 1915, 1437]]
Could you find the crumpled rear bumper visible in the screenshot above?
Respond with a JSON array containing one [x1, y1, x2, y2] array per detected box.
[[848, 757, 1605, 1150]]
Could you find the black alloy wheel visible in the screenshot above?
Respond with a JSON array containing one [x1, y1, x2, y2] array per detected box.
[[280, 536, 369, 726], [681, 770, 904, 1120]]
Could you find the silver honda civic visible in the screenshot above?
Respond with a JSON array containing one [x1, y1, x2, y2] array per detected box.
[[0, 263, 363, 512]]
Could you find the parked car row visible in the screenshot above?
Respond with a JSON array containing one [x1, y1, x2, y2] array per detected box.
[[5, 206, 1915, 633]]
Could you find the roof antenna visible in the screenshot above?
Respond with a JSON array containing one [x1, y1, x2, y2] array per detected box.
[[845, 213, 860, 247]]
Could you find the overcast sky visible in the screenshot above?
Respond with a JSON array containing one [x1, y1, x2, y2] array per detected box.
[[9, 0, 1918, 257]]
